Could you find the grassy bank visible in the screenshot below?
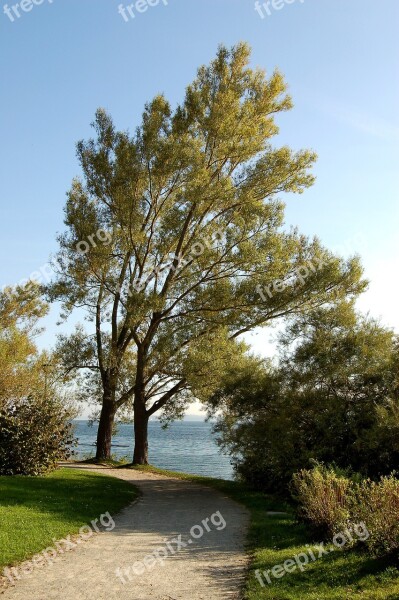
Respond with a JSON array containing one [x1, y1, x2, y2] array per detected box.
[[0, 468, 138, 572], [129, 465, 399, 600]]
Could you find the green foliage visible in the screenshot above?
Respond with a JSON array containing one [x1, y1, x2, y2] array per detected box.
[[0, 398, 76, 476], [0, 284, 48, 407], [212, 303, 399, 491]]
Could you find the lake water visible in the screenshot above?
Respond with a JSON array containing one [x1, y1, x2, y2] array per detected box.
[[72, 420, 234, 480]]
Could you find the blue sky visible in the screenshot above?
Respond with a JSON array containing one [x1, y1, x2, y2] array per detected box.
[[1, 0, 398, 402]]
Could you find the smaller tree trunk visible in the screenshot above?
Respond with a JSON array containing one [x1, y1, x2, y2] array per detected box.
[[133, 404, 149, 465], [96, 398, 116, 461]]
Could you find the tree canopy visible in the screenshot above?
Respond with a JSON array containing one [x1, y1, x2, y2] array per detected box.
[[49, 43, 366, 462]]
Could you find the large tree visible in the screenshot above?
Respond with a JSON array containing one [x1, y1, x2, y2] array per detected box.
[[49, 43, 365, 463]]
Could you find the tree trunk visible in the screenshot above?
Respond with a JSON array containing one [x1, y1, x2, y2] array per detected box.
[[133, 403, 149, 464], [96, 398, 116, 460], [132, 347, 149, 464]]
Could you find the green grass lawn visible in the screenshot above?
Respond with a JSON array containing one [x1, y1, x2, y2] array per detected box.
[[0, 468, 138, 571], [128, 465, 399, 600]]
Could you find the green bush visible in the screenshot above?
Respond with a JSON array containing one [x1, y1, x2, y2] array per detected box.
[[212, 306, 399, 494], [352, 475, 399, 556], [291, 464, 352, 537], [0, 398, 76, 476]]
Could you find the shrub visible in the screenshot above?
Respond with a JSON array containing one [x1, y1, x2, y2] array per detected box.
[[292, 465, 399, 558], [0, 398, 76, 476], [352, 475, 399, 556], [291, 463, 352, 537]]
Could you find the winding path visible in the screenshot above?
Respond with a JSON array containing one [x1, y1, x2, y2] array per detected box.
[[2, 465, 249, 600]]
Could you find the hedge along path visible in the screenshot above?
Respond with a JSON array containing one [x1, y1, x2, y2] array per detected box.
[[2, 464, 249, 600]]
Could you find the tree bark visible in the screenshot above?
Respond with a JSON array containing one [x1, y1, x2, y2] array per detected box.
[[96, 398, 116, 460], [132, 347, 149, 464], [133, 402, 149, 464]]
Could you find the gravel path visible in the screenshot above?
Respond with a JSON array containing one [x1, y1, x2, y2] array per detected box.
[[2, 465, 249, 600]]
